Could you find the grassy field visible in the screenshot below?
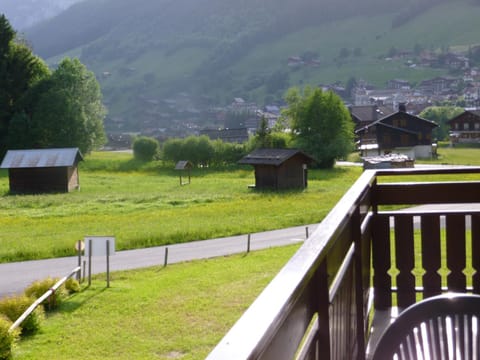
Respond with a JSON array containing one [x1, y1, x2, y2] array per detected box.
[[13, 244, 300, 360], [7, 146, 480, 358], [422, 145, 480, 166], [0, 151, 362, 263]]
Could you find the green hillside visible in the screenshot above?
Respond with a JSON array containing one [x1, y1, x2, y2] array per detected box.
[[22, 0, 480, 132]]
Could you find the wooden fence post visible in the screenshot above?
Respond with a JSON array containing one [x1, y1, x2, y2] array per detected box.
[[164, 247, 169, 267]]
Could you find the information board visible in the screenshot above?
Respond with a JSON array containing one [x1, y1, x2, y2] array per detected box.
[[84, 236, 115, 257]]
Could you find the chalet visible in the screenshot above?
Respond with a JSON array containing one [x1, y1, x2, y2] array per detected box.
[[287, 56, 304, 67], [356, 104, 438, 159], [0, 148, 83, 194], [349, 104, 395, 131], [349, 105, 395, 147], [442, 53, 469, 70], [418, 77, 459, 96], [199, 128, 249, 143], [447, 109, 480, 144], [238, 148, 315, 190], [387, 79, 411, 90]]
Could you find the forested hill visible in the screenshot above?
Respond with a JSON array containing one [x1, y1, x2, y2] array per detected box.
[[19, 0, 480, 132], [27, 0, 448, 60]]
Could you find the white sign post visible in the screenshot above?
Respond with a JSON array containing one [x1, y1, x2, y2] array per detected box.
[[84, 236, 115, 287]]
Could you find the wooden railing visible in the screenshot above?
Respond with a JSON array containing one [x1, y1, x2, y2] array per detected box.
[[9, 266, 81, 333], [207, 167, 480, 360]]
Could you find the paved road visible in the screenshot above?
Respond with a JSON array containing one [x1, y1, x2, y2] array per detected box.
[[0, 224, 317, 298]]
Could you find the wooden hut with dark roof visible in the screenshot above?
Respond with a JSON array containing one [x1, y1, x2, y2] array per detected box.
[[238, 148, 315, 190], [0, 148, 83, 193]]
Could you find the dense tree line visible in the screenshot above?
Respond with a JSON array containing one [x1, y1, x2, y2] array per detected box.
[[162, 135, 246, 167], [0, 15, 106, 156]]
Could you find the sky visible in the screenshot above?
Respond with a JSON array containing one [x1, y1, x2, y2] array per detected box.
[[1, 0, 81, 30]]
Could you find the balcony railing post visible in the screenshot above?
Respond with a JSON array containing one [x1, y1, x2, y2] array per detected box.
[[372, 214, 392, 310], [317, 259, 331, 360], [353, 207, 366, 360], [473, 214, 480, 293]]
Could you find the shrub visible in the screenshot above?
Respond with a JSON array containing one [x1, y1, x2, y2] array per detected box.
[[64, 278, 81, 294], [0, 295, 44, 335], [0, 316, 18, 360], [133, 136, 160, 161], [24, 277, 67, 311]]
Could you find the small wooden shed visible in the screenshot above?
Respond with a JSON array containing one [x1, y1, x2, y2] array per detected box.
[[0, 148, 83, 193], [238, 148, 315, 190]]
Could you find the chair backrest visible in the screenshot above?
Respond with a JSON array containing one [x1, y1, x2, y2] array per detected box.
[[372, 293, 480, 360]]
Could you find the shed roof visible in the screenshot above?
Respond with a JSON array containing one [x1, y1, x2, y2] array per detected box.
[[175, 160, 193, 170], [0, 148, 83, 169], [238, 148, 314, 166]]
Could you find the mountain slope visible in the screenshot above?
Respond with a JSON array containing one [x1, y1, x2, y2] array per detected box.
[[21, 0, 480, 132]]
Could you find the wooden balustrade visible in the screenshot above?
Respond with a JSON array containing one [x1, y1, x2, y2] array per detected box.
[[207, 167, 480, 360]]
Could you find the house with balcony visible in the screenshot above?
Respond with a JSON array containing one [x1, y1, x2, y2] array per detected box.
[[350, 105, 395, 149], [355, 104, 438, 159], [448, 109, 480, 144]]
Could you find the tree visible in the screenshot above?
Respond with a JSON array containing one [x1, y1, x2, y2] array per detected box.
[[254, 116, 270, 148], [133, 136, 159, 161], [1, 16, 105, 154], [26, 58, 106, 153], [345, 76, 357, 100], [283, 86, 354, 168], [181, 135, 214, 166], [162, 138, 184, 163], [419, 106, 464, 141], [0, 15, 50, 155]]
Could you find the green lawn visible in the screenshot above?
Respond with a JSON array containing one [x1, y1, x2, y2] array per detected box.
[[0, 152, 362, 262], [13, 245, 300, 360], [7, 147, 480, 358], [422, 145, 480, 166]]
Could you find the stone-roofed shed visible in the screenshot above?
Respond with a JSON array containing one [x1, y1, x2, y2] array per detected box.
[[0, 148, 83, 193], [238, 148, 315, 190]]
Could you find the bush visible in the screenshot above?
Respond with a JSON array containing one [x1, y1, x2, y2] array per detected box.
[[0, 295, 44, 335], [133, 136, 160, 161], [64, 278, 81, 294], [0, 316, 18, 360], [24, 277, 67, 311]]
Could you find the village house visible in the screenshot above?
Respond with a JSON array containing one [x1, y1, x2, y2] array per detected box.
[[386, 79, 411, 90], [0, 148, 83, 194], [356, 103, 438, 159], [349, 104, 395, 152], [199, 128, 249, 143], [238, 148, 314, 190], [447, 109, 480, 144], [418, 76, 459, 96], [349, 104, 395, 131], [442, 53, 469, 70]]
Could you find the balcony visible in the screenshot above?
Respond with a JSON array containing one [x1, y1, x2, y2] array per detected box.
[[207, 167, 480, 360]]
